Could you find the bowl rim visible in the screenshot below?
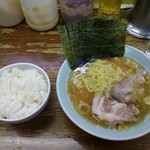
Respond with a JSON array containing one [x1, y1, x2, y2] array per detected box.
[[56, 45, 150, 141], [0, 62, 51, 123]]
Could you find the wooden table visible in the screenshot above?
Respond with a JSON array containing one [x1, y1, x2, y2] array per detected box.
[[0, 18, 150, 150]]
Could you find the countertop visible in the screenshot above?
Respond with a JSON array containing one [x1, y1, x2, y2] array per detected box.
[[0, 17, 150, 150]]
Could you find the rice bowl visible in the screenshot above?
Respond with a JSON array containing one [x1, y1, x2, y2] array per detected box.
[[0, 63, 51, 123]]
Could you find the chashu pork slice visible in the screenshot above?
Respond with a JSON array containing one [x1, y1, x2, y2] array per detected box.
[[110, 69, 145, 103], [92, 95, 140, 127]]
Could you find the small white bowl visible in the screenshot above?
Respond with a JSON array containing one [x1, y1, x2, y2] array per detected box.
[[0, 63, 51, 123], [56, 45, 150, 141]]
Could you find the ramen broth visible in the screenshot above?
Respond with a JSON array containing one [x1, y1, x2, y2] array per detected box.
[[68, 57, 150, 130]]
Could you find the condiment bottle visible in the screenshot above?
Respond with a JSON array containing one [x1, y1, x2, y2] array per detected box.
[[59, 0, 93, 23], [97, 0, 122, 18], [0, 0, 24, 27], [19, 0, 59, 31]]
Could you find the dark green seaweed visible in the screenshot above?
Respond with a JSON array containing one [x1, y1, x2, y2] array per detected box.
[[58, 17, 127, 70]]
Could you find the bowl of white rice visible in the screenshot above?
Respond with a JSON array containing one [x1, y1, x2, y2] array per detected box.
[[0, 63, 51, 123]]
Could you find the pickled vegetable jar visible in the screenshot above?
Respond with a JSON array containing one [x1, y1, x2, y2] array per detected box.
[[0, 0, 24, 27], [19, 0, 59, 31], [59, 0, 93, 22]]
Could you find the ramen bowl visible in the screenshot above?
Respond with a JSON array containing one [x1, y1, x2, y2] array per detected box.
[[0, 62, 51, 124], [56, 45, 150, 141]]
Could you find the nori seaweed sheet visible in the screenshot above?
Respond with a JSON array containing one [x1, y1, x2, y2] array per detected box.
[[58, 17, 127, 70]]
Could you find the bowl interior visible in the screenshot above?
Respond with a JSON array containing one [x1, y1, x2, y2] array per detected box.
[[56, 45, 150, 141], [0, 63, 51, 123]]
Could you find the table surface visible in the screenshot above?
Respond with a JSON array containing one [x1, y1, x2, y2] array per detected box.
[[0, 16, 150, 150]]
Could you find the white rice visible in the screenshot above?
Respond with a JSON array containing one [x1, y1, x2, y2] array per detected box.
[[0, 67, 48, 119]]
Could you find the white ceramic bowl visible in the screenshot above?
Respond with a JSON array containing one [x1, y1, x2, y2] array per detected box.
[[0, 62, 51, 123], [56, 45, 150, 141]]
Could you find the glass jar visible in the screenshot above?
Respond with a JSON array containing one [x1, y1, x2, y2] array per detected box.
[[59, 0, 93, 23], [97, 0, 122, 17], [0, 0, 24, 27], [19, 0, 59, 31]]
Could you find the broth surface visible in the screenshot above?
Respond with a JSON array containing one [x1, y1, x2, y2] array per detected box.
[[68, 57, 150, 130]]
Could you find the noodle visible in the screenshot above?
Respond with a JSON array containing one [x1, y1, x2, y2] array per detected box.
[[71, 59, 127, 95]]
